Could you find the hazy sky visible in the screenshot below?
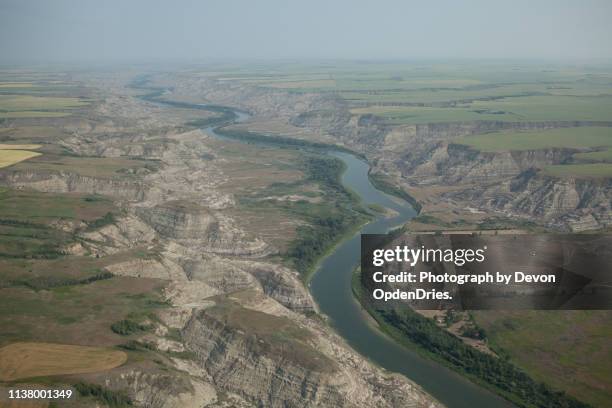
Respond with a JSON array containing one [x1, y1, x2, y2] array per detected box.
[[1, 0, 611, 63]]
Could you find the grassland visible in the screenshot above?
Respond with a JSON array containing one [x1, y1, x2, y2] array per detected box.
[[0, 342, 127, 381], [0, 276, 166, 347], [455, 127, 612, 152], [0, 144, 42, 150], [543, 163, 612, 178], [9, 154, 160, 179], [0, 95, 88, 111], [0, 188, 115, 224], [454, 127, 612, 177], [473, 311, 612, 408], [0, 187, 117, 259], [0, 111, 70, 118], [573, 148, 612, 162]]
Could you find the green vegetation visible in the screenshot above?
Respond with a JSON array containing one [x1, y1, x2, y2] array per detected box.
[[110, 319, 151, 336], [216, 126, 366, 158], [0, 188, 116, 259], [573, 148, 612, 163], [5, 270, 112, 291], [352, 105, 521, 125], [0, 276, 166, 346], [367, 203, 386, 213], [411, 214, 454, 227], [368, 172, 421, 212], [473, 311, 612, 408], [10, 154, 160, 179], [74, 382, 133, 407], [0, 93, 88, 118], [376, 308, 590, 408], [0, 95, 88, 110], [200, 62, 612, 126], [455, 127, 612, 153], [543, 163, 612, 178], [87, 212, 116, 230], [0, 187, 115, 221], [454, 126, 612, 178], [283, 155, 369, 278]]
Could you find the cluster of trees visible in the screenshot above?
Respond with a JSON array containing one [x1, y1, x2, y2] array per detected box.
[[74, 382, 132, 407], [368, 173, 422, 212], [216, 127, 366, 159], [288, 156, 363, 276], [461, 324, 487, 340], [378, 308, 590, 408], [110, 319, 151, 336], [6, 270, 112, 291], [289, 215, 354, 275], [87, 212, 115, 230]]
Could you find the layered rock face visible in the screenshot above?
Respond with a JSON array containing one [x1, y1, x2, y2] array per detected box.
[[0, 170, 147, 201], [447, 171, 612, 231], [178, 295, 437, 408], [137, 201, 219, 240], [182, 305, 346, 408]]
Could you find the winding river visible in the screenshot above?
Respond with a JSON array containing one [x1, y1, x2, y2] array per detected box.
[[310, 152, 513, 408], [142, 94, 515, 407]]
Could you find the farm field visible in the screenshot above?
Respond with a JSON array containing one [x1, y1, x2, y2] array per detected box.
[[455, 127, 612, 152], [574, 148, 612, 162], [0, 149, 41, 168], [0, 342, 127, 381], [0, 95, 88, 111], [543, 163, 612, 178], [0, 82, 89, 118], [349, 95, 612, 124], [9, 154, 160, 179], [455, 127, 612, 177]]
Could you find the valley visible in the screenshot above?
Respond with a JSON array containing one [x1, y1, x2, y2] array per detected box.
[[0, 61, 610, 408]]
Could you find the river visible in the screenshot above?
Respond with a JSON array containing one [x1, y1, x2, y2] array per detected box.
[[155, 97, 515, 407], [310, 152, 513, 408]]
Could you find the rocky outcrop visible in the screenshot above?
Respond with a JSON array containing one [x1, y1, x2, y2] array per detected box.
[[399, 143, 577, 185], [181, 300, 438, 408], [446, 171, 612, 230], [183, 305, 345, 408], [104, 367, 218, 408], [136, 202, 270, 256], [137, 201, 218, 240], [0, 170, 147, 201]]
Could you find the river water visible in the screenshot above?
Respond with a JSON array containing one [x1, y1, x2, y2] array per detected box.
[[195, 105, 514, 407], [310, 152, 513, 408]]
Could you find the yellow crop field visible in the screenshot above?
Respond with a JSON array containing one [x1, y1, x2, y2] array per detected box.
[[0, 342, 127, 381], [0, 150, 41, 168]]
